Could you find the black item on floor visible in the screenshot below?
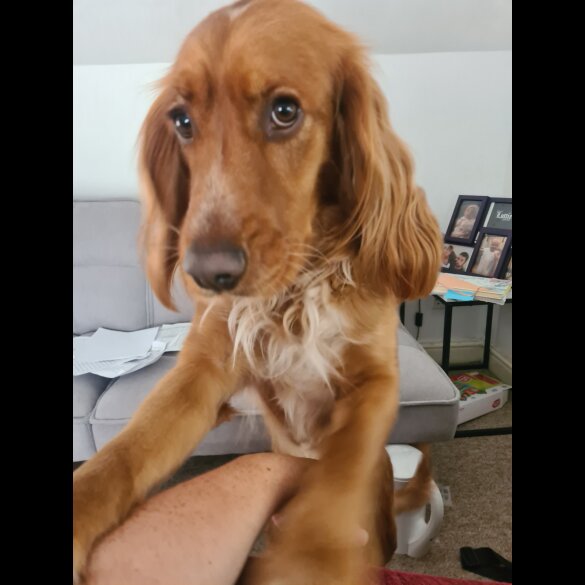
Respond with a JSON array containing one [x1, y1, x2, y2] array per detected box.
[[460, 546, 512, 582]]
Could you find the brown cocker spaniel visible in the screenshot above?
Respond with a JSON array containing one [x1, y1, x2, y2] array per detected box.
[[73, 1, 442, 583]]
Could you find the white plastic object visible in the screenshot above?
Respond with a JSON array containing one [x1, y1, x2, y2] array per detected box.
[[385, 445, 444, 558]]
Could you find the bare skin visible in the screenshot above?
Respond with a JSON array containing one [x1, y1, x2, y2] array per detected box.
[[84, 454, 312, 585]]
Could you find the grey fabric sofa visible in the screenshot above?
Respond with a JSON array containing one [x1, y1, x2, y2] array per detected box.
[[73, 199, 459, 462]]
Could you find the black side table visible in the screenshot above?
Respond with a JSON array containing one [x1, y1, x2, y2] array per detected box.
[[399, 297, 513, 437], [433, 295, 512, 372]]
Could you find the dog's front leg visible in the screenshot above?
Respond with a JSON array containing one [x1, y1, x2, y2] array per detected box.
[[243, 355, 400, 585], [73, 314, 241, 583]]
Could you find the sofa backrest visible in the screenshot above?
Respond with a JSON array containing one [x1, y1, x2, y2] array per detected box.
[[73, 199, 194, 335]]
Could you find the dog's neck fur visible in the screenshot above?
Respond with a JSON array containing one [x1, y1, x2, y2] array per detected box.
[[227, 258, 356, 450]]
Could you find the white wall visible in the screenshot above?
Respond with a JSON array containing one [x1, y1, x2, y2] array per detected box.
[[74, 0, 512, 65], [73, 63, 170, 199], [73, 50, 511, 360], [493, 303, 512, 359], [369, 52, 512, 355], [73, 51, 511, 206], [373, 52, 512, 231]]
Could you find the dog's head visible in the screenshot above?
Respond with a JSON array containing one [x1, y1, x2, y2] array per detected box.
[[139, 0, 441, 307]]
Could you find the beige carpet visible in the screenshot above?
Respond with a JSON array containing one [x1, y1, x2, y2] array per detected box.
[[387, 393, 512, 580], [388, 434, 511, 580]]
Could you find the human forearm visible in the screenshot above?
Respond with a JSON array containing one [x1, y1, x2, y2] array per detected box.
[[85, 453, 310, 585]]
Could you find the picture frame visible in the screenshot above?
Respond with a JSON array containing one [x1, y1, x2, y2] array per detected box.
[[444, 195, 490, 245], [440, 241, 475, 275], [500, 249, 512, 281], [468, 228, 512, 279], [483, 197, 512, 231]]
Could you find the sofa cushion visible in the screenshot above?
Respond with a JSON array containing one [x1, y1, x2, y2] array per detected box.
[[397, 323, 424, 350], [74, 265, 149, 334], [390, 345, 459, 443], [73, 373, 111, 461], [90, 330, 458, 455], [74, 373, 111, 419], [74, 200, 146, 334], [391, 323, 459, 442], [91, 355, 272, 455], [92, 356, 178, 421], [73, 199, 142, 267], [73, 199, 194, 335]]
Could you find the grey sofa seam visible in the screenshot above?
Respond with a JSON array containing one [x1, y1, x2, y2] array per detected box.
[[90, 397, 458, 423], [74, 198, 141, 204], [73, 263, 140, 268], [74, 419, 98, 457], [90, 377, 121, 423], [146, 277, 153, 327], [75, 378, 118, 453], [91, 414, 252, 423]]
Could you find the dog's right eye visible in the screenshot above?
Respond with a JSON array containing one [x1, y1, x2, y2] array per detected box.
[[169, 108, 194, 142]]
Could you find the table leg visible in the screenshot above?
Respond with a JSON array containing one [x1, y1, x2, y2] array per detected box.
[[482, 303, 494, 369], [442, 304, 453, 371]]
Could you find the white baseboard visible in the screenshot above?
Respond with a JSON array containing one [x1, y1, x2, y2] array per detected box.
[[422, 340, 483, 365], [421, 341, 512, 385], [488, 347, 512, 385]]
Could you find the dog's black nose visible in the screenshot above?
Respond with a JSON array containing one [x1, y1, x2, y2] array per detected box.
[[183, 241, 247, 292]]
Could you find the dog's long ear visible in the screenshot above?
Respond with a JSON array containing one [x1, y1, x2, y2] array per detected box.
[[333, 49, 441, 300], [138, 93, 190, 310]]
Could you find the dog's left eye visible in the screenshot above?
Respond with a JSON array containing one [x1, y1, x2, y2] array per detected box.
[[271, 98, 301, 128]]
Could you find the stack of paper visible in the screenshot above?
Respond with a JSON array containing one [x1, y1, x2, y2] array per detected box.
[[432, 274, 479, 301], [73, 323, 191, 378], [460, 276, 512, 303], [432, 274, 512, 305]]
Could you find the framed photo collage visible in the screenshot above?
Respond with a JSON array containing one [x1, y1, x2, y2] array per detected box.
[[441, 195, 512, 281]]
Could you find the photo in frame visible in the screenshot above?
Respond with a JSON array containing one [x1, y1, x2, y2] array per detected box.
[[500, 249, 512, 281], [483, 197, 512, 231], [445, 195, 490, 245], [441, 241, 475, 274], [468, 228, 512, 279]]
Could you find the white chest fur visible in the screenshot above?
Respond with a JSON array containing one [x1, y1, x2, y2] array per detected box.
[[228, 279, 351, 446]]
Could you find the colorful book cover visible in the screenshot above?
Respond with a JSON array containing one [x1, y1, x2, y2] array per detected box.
[[449, 371, 511, 401]]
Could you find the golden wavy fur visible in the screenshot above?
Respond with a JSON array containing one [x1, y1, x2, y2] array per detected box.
[[73, 1, 442, 583]]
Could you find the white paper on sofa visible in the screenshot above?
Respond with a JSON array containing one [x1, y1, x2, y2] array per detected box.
[[155, 322, 191, 352], [74, 327, 159, 363], [73, 323, 192, 378], [73, 340, 167, 378]]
